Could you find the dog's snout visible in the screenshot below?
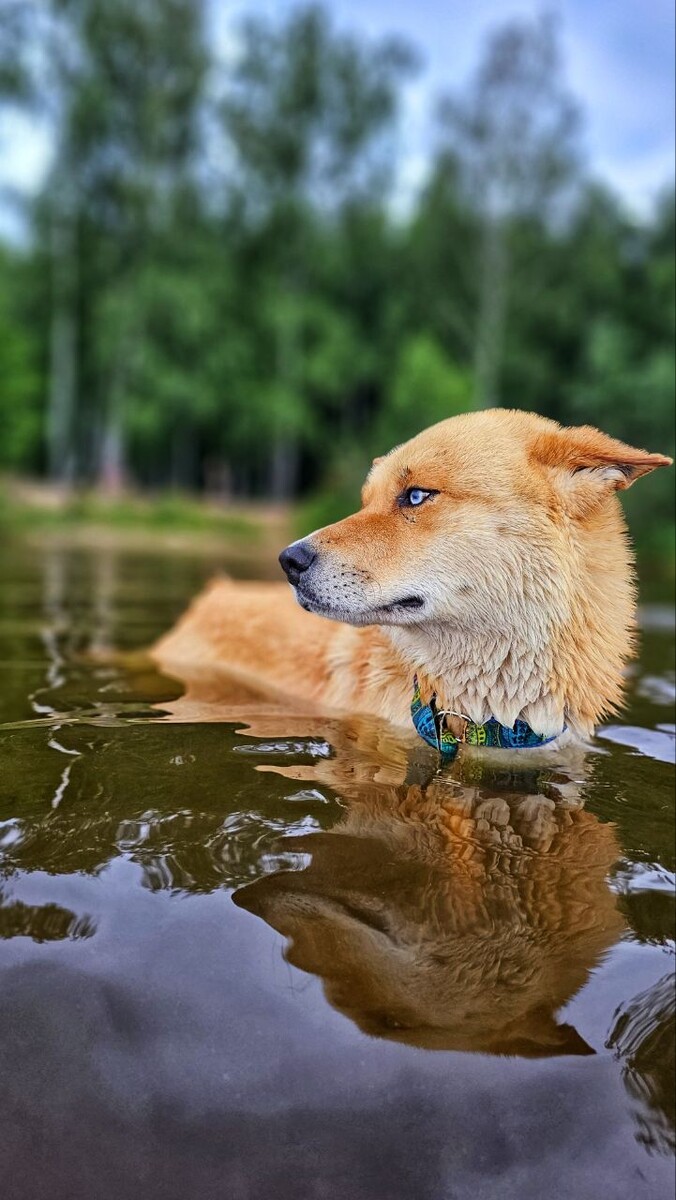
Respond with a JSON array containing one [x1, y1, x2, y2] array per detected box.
[[279, 540, 317, 585]]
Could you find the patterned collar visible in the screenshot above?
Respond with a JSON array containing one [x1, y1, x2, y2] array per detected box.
[[411, 675, 564, 760]]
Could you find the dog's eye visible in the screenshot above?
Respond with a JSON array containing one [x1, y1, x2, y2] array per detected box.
[[401, 487, 435, 508]]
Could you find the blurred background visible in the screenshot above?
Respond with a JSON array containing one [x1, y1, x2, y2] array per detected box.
[[0, 0, 674, 586]]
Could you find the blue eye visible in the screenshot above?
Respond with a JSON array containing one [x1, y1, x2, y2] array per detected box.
[[406, 488, 430, 507]]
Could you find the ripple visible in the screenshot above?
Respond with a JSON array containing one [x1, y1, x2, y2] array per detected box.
[[598, 724, 676, 764], [636, 675, 676, 706]]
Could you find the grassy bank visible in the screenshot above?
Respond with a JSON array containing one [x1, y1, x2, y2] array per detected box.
[[0, 477, 292, 565]]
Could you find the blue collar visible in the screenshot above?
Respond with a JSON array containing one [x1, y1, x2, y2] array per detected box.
[[411, 675, 564, 759]]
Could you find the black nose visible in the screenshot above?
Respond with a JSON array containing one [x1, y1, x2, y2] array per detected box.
[[279, 540, 317, 585]]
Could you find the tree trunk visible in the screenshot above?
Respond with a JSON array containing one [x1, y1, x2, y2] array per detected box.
[[270, 285, 300, 501], [99, 415, 126, 495], [98, 313, 134, 494], [47, 197, 78, 485], [204, 457, 233, 499], [270, 438, 299, 502], [171, 422, 197, 490], [473, 215, 509, 409]]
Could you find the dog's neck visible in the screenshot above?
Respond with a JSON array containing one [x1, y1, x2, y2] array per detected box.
[[386, 504, 636, 740], [389, 623, 568, 737]]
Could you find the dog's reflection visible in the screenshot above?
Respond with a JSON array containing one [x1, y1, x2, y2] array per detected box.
[[144, 667, 625, 1057], [234, 761, 624, 1057]]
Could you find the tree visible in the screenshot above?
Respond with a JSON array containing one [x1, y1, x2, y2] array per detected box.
[[0, 0, 35, 103], [377, 333, 472, 449], [0, 247, 42, 469], [28, 0, 210, 487], [220, 3, 416, 498], [438, 14, 582, 408], [566, 190, 675, 568]]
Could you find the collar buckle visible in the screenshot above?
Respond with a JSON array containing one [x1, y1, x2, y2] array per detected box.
[[429, 697, 472, 750]]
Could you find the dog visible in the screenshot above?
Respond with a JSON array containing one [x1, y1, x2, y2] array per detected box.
[[152, 409, 670, 758], [146, 407, 670, 1062]]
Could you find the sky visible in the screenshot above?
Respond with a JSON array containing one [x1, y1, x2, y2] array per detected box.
[[314, 0, 676, 211], [0, 0, 674, 238]]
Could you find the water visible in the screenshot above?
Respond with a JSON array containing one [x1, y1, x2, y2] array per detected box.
[[0, 537, 674, 1200]]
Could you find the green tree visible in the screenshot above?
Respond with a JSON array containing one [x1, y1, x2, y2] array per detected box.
[[566, 191, 675, 569], [438, 14, 582, 408], [221, 3, 416, 497], [29, 0, 210, 486], [0, 247, 42, 468], [377, 334, 473, 448], [0, 0, 35, 102]]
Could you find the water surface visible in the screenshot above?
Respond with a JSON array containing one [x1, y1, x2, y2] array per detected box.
[[1, 538, 674, 1200]]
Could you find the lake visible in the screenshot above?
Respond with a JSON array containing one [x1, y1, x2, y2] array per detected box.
[[1, 536, 674, 1200]]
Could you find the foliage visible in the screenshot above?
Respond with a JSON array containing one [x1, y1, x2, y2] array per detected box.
[[0, 2, 673, 577], [0, 248, 43, 468], [377, 334, 473, 448]]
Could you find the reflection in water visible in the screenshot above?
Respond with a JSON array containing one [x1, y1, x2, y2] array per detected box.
[[148, 673, 626, 1057], [162, 639, 673, 1141], [0, 888, 96, 942], [234, 758, 623, 1057], [0, 542, 674, 1196]]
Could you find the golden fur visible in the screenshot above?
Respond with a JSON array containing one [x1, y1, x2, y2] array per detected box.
[[153, 409, 671, 744], [222, 711, 624, 1056]]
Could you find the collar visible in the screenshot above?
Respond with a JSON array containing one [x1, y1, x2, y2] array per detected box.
[[411, 675, 564, 759]]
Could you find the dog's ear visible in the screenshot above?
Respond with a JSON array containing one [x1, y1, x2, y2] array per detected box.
[[532, 425, 672, 517], [496, 1020, 596, 1059]]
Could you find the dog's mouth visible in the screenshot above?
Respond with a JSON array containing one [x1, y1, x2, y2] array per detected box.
[[296, 584, 425, 622], [380, 596, 424, 612]]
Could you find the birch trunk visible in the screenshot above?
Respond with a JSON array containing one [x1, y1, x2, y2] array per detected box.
[[47, 197, 78, 484], [472, 216, 509, 410]]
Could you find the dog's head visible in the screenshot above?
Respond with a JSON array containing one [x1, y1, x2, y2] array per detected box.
[[279, 409, 670, 632]]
